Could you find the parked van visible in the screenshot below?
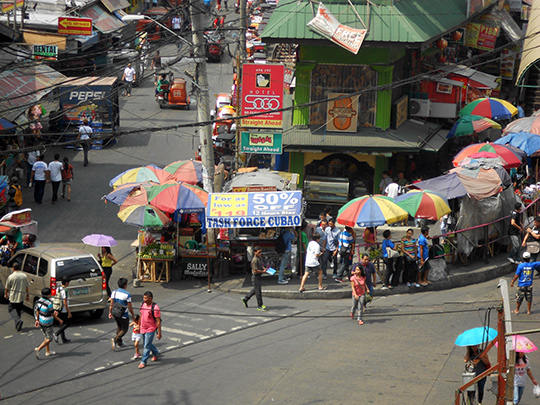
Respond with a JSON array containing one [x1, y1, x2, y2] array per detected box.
[[0, 246, 107, 318]]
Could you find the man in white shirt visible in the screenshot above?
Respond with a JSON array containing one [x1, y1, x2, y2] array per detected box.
[[30, 154, 48, 204], [299, 233, 324, 292], [171, 14, 182, 33], [25, 141, 40, 187], [122, 63, 136, 96], [384, 182, 400, 199], [48, 154, 63, 204], [78, 119, 93, 166]]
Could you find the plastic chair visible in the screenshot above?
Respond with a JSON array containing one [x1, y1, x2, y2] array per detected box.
[[184, 240, 199, 250]]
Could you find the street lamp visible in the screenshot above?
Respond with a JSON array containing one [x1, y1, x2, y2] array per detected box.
[[122, 14, 192, 47]]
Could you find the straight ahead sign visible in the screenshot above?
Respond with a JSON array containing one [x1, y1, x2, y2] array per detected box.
[[58, 17, 92, 36]]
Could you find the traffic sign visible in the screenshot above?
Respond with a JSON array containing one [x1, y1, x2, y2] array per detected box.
[[58, 17, 92, 36]]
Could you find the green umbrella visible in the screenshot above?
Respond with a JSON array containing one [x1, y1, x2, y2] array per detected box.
[[446, 115, 501, 139]]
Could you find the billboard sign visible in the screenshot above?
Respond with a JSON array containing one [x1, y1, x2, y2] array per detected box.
[[326, 93, 358, 132], [240, 132, 282, 154], [33, 45, 58, 61], [241, 64, 284, 128], [58, 17, 93, 36]]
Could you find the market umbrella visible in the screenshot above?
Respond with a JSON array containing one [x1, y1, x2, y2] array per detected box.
[[109, 165, 173, 188], [494, 132, 540, 156], [146, 181, 208, 214], [455, 327, 498, 347], [336, 195, 409, 227], [104, 181, 156, 206], [82, 234, 118, 247], [446, 115, 501, 139], [394, 190, 451, 220], [503, 116, 540, 135], [117, 204, 170, 227], [495, 335, 538, 353], [459, 97, 518, 120], [452, 142, 523, 168], [163, 160, 204, 185]]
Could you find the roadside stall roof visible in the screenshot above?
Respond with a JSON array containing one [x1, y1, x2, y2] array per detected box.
[[100, 0, 130, 12], [80, 3, 126, 33], [517, 0, 540, 85], [0, 64, 67, 122]]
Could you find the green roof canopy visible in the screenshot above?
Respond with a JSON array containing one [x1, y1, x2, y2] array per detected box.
[[262, 0, 471, 47]]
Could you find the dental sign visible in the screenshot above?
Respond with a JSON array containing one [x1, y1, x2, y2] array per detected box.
[[206, 191, 303, 228], [241, 64, 284, 128]]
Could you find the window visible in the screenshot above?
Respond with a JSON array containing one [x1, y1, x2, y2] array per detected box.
[[56, 257, 101, 280], [38, 258, 48, 277], [23, 255, 38, 275]]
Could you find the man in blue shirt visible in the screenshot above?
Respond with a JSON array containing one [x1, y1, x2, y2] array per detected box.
[[511, 251, 540, 315], [278, 228, 297, 284], [322, 219, 341, 279], [109, 278, 135, 350], [336, 226, 355, 282], [417, 227, 430, 286]]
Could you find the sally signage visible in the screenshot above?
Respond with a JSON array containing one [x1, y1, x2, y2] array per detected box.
[[240, 132, 282, 154]]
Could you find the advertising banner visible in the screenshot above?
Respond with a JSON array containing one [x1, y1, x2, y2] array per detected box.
[[241, 64, 284, 128], [1, 0, 23, 13], [326, 93, 358, 132], [206, 191, 302, 228], [500, 47, 518, 80], [33, 45, 58, 61], [240, 132, 282, 154], [464, 23, 499, 51], [58, 17, 93, 36], [307, 3, 367, 55]]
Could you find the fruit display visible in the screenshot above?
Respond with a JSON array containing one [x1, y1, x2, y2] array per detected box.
[[139, 243, 175, 259]]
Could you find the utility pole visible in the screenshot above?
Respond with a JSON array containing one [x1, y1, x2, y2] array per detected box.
[[239, 0, 247, 60]]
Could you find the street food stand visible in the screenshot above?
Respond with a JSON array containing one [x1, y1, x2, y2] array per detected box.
[[206, 190, 303, 276], [0, 208, 39, 261], [137, 229, 174, 282]]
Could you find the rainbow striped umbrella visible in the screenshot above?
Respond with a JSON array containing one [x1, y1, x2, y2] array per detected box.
[[163, 160, 204, 185], [503, 116, 540, 135], [146, 181, 208, 214], [453, 142, 523, 168], [104, 181, 157, 206], [337, 195, 409, 227], [117, 204, 170, 227], [395, 190, 451, 220], [459, 97, 517, 120], [446, 115, 501, 138], [109, 165, 173, 188]]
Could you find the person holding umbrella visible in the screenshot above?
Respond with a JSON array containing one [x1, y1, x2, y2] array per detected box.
[[464, 345, 491, 405], [514, 351, 538, 404], [98, 247, 118, 298]]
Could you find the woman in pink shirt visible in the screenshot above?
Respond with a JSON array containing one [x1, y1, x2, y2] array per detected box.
[[350, 265, 367, 325]]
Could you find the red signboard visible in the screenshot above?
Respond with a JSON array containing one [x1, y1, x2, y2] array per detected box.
[[241, 64, 284, 128], [1, 0, 23, 13], [231, 186, 278, 192], [58, 17, 93, 36]]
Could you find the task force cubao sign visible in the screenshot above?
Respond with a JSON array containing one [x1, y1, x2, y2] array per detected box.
[[307, 3, 367, 55], [206, 191, 302, 229], [241, 64, 284, 128], [240, 132, 283, 154]]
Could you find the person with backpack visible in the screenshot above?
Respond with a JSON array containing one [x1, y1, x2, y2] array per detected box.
[[109, 278, 135, 351], [7, 176, 22, 212], [34, 287, 63, 359], [53, 279, 72, 344], [277, 227, 296, 284], [138, 290, 162, 369]]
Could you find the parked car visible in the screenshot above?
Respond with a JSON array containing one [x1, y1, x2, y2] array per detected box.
[[0, 246, 107, 318]]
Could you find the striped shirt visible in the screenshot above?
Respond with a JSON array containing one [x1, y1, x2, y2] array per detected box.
[[111, 288, 132, 318], [36, 298, 54, 326], [339, 230, 354, 251], [402, 237, 416, 258]]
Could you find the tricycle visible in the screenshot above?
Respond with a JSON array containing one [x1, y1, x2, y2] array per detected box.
[[155, 71, 190, 110]]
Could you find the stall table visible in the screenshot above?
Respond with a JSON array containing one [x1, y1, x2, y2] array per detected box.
[[138, 258, 173, 282]]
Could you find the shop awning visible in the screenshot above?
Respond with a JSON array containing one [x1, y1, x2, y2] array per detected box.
[[206, 191, 303, 228], [517, 0, 540, 85], [80, 3, 125, 33], [100, 0, 130, 12], [22, 30, 67, 50], [0, 64, 67, 122]]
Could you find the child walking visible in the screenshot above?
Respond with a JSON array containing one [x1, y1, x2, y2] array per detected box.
[[514, 352, 538, 404], [350, 264, 367, 325], [130, 314, 141, 360]]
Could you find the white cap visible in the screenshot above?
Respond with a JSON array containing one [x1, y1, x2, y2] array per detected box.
[[523, 251, 531, 260]]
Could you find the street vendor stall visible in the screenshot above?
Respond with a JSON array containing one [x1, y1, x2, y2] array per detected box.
[[206, 190, 303, 277], [0, 208, 38, 262]]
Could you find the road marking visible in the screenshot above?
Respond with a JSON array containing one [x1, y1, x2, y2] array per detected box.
[[161, 326, 208, 339], [4, 335, 12, 339], [166, 345, 177, 350], [87, 328, 105, 334], [210, 314, 250, 323], [112, 361, 124, 366], [200, 336, 210, 340], [214, 330, 226, 336], [248, 322, 257, 326], [231, 326, 243, 331], [94, 367, 106, 371], [76, 372, 86, 376], [168, 337, 182, 342], [184, 340, 194, 345]]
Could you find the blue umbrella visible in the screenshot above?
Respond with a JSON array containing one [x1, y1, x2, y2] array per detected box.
[[455, 327, 497, 347], [494, 132, 540, 156]]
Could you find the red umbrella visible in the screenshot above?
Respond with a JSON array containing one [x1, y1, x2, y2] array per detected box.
[[163, 160, 204, 185], [452, 142, 523, 168], [146, 181, 208, 214]]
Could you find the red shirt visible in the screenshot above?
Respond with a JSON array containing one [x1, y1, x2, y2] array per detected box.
[[350, 275, 366, 296], [140, 302, 161, 333]]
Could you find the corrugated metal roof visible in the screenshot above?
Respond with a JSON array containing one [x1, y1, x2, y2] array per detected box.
[[100, 0, 130, 12], [80, 3, 125, 33], [283, 121, 448, 153], [262, 0, 470, 45]]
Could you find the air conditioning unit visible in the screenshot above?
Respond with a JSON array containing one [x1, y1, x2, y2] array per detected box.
[[410, 98, 431, 117]]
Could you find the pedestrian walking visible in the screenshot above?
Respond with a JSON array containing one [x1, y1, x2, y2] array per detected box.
[[514, 352, 538, 404], [277, 227, 296, 284], [53, 279, 72, 343], [61, 157, 73, 201], [335, 226, 354, 282], [25, 142, 39, 187], [299, 233, 324, 292], [350, 264, 367, 325], [78, 119, 92, 166], [359, 253, 376, 297], [98, 246, 118, 297], [379, 171, 393, 193], [223, 0, 228, 11], [7, 176, 22, 213], [508, 203, 524, 264], [171, 14, 182, 35], [138, 291, 162, 369], [382, 230, 399, 288], [48, 154, 63, 204], [322, 219, 340, 279], [144, 0, 150, 11], [4, 262, 29, 331], [401, 228, 419, 287], [122, 63, 136, 97], [522, 216, 540, 262], [241, 246, 268, 311], [464, 345, 490, 405], [511, 251, 540, 315], [150, 51, 162, 85], [417, 226, 430, 286], [109, 278, 134, 351], [130, 314, 141, 360], [34, 287, 63, 359], [30, 154, 47, 204]]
